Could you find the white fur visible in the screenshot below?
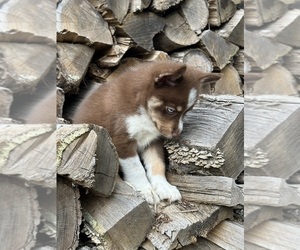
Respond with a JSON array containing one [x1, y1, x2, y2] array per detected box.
[[178, 116, 184, 134], [188, 88, 198, 109], [119, 155, 160, 204], [125, 106, 161, 149]]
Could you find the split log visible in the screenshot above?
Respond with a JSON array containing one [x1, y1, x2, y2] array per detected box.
[[167, 173, 243, 206], [96, 37, 133, 68], [245, 220, 300, 249], [0, 124, 56, 188], [119, 12, 165, 51], [208, 0, 236, 27], [145, 201, 233, 249], [233, 50, 245, 76], [57, 124, 119, 196], [258, 9, 300, 48], [0, 87, 13, 117], [244, 0, 287, 27], [139, 50, 170, 62], [88, 63, 113, 82], [0, 175, 40, 250], [154, 11, 199, 52], [216, 9, 244, 47], [0, 118, 22, 124], [179, 0, 209, 35], [250, 64, 297, 96], [206, 220, 244, 249], [170, 49, 213, 73], [57, 0, 113, 49], [180, 237, 223, 250], [199, 30, 239, 70], [89, 0, 130, 24], [0, 43, 56, 93], [244, 31, 292, 70], [81, 178, 154, 249], [244, 205, 283, 231], [214, 64, 243, 95], [166, 95, 244, 179], [244, 176, 300, 206], [57, 87, 65, 118], [244, 96, 300, 178], [57, 43, 95, 93], [283, 49, 300, 76], [57, 176, 81, 250], [130, 0, 152, 12], [151, 0, 183, 12], [0, 0, 55, 43]]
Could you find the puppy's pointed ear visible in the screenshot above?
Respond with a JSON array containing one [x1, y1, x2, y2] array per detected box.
[[199, 73, 221, 94], [154, 64, 186, 88]]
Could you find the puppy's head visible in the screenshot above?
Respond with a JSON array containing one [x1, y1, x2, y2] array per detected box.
[[146, 61, 220, 139]]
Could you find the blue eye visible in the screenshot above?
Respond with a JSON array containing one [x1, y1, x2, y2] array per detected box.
[[166, 106, 177, 115]]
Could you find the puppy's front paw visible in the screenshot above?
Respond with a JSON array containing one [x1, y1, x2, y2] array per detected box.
[[150, 176, 182, 202], [139, 186, 160, 204]]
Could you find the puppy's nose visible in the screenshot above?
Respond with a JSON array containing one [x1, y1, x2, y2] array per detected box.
[[172, 129, 180, 138]]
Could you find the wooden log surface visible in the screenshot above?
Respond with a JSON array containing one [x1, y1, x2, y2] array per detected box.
[[57, 43, 95, 93], [57, 124, 119, 196], [208, 0, 237, 27], [244, 96, 300, 178], [57, 176, 81, 250], [0, 87, 13, 118], [81, 178, 154, 249], [151, 0, 183, 12], [145, 201, 233, 249], [180, 237, 223, 250], [166, 95, 244, 179], [57, 0, 113, 48], [0, 124, 56, 188], [167, 173, 243, 206], [0, 43, 56, 93], [0, 175, 40, 250]]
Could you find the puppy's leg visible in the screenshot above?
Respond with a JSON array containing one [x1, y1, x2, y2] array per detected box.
[[142, 140, 182, 202], [119, 154, 160, 204]]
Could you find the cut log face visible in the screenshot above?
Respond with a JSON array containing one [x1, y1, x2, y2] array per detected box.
[[208, 0, 237, 26], [0, 0, 56, 43], [0, 43, 56, 93], [57, 0, 113, 48], [166, 95, 244, 178], [120, 12, 165, 51], [57, 43, 95, 93]]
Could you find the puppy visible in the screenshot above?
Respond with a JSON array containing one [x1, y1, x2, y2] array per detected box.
[[72, 61, 220, 204]]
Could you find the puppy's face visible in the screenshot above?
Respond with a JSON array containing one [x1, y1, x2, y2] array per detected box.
[[146, 62, 220, 139]]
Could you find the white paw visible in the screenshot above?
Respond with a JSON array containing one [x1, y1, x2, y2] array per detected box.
[[150, 176, 182, 202], [138, 186, 160, 204]]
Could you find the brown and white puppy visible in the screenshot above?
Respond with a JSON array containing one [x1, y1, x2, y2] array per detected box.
[[72, 61, 220, 204]]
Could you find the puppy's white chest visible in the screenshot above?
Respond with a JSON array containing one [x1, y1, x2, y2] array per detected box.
[[125, 107, 161, 149]]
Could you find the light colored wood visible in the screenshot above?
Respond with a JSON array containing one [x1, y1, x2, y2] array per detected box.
[[244, 96, 300, 178], [170, 49, 213, 73], [214, 64, 242, 95], [0, 124, 56, 188], [245, 220, 300, 249], [57, 87, 65, 118], [244, 205, 283, 231], [57, 43, 95, 93], [154, 11, 200, 52], [151, 0, 183, 12], [251, 64, 297, 96], [0, 0, 55, 43], [244, 31, 292, 70], [57, 0, 113, 49], [120, 12, 165, 51], [166, 95, 244, 178], [167, 173, 243, 206], [199, 30, 239, 70], [57, 177, 81, 250], [0, 175, 40, 250], [208, 0, 236, 27], [180, 237, 223, 250], [258, 9, 300, 48], [180, 0, 209, 35], [217, 9, 244, 47], [206, 220, 244, 250], [244, 176, 300, 206], [57, 124, 119, 196], [0, 43, 55, 93], [0, 87, 13, 117], [130, 0, 152, 12], [146, 201, 232, 249], [81, 178, 154, 249]]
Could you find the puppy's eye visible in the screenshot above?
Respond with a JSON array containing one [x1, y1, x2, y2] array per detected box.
[[165, 106, 177, 115]]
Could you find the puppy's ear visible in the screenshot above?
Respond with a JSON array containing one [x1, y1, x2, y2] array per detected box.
[[198, 73, 221, 94], [154, 64, 186, 88]]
